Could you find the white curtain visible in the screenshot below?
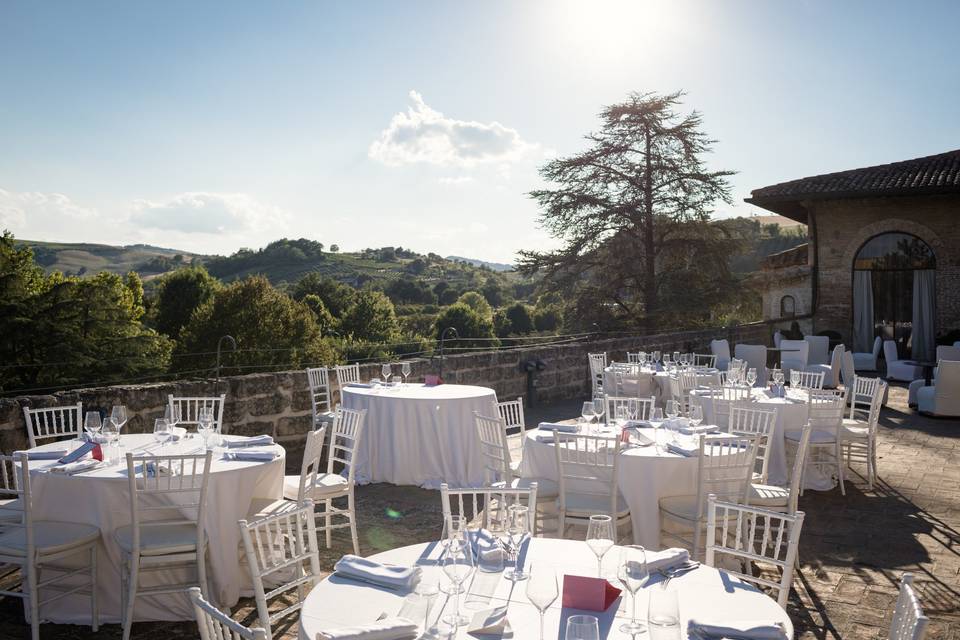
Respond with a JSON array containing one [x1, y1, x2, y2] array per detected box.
[[853, 271, 874, 353], [912, 269, 936, 361]]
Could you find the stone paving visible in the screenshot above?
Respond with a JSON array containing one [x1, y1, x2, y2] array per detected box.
[[1, 385, 957, 638]]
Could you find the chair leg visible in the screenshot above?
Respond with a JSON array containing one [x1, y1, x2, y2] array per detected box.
[[90, 545, 99, 632], [197, 544, 209, 600], [28, 558, 39, 640], [693, 517, 703, 563], [122, 559, 139, 640], [348, 491, 360, 555], [835, 443, 846, 496], [325, 498, 333, 549]]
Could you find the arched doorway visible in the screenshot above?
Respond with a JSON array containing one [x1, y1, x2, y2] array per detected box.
[[852, 232, 936, 361]]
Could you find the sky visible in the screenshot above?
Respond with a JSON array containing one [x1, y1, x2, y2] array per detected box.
[[1, 1, 958, 263]]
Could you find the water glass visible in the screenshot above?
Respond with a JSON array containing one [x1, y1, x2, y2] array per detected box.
[[526, 566, 558, 640], [154, 418, 171, 449], [647, 587, 680, 640], [615, 405, 629, 427], [592, 397, 605, 427], [198, 407, 216, 448], [617, 546, 648, 634], [164, 404, 181, 429], [565, 614, 600, 640], [585, 515, 614, 577], [505, 504, 529, 581], [84, 411, 102, 441], [413, 580, 439, 634], [440, 542, 475, 627], [789, 370, 799, 387]]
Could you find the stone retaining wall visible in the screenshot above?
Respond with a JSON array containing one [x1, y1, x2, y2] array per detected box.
[[0, 322, 772, 458]]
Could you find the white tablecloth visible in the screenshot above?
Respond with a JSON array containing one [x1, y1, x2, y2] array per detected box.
[[297, 539, 793, 639], [690, 387, 834, 491], [341, 383, 498, 489], [23, 433, 284, 623], [603, 367, 721, 406], [520, 427, 742, 549]]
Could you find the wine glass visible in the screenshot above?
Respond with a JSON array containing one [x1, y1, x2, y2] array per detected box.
[[84, 411, 102, 441], [440, 541, 475, 627], [648, 585, 680, 634], [153, 418, 171, 449], [627, 397, 639, 422], [617, 546, 648, 634], [580, 401, 595, 430], [111, 405, 127, 431], [401, 361, 411, 385], [688, 404, 703, 428], [652, 350, 661, 368], [566, 615, 600, 640], [525, 566, 558, 640], [789, 370, 799, 388], [665, 400, 680, 421], [592, 397, 606, 428], [615, 405, 629, 427], [381, 363, 392, 385], [413, 579, 439, 635], [746, 368, 758, 387], [672, 351, 680, 366], [585, 515, 615, 577], [505, 504, 529, 581], [774, 369, 785, 392], [441, 514, 467, 551], [197, 407, 215, 449]]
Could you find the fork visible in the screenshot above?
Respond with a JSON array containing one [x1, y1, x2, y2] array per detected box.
[[658, 560, 700, 587]]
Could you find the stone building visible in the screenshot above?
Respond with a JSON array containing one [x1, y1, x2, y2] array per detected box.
[[746, 149, 960, 361]]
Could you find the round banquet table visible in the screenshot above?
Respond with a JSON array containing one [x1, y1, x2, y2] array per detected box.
[[689, 387, 834, 491], [519, 426, 746, 549], [603, 367, 721, 406], [297, 538, 793, 639], [22, 433, 284, 624], [341, 383, 498, 489]]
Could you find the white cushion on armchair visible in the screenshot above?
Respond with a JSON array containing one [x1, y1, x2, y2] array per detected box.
[[884, 340, 923, 382], [853, 336, 882, 371], [917, 361, 960, 417]]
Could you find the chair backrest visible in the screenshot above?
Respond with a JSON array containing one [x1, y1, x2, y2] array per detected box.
[[587, 352, 608, 373], [604, 395, 656, 423], [872, 336, 883, 358], [733, 344, 767, 386], [710, 339, 731, 369], [728, 404, 777, 483], [791, 370, 824, 391], [676, 370, 701, 400], [0, 453, 31, 540], [306, 367, 332, 418], [935, 345, 960, 364], [824, 345, 844, 388], [169, 395, 226, 432], [189, 586, 268, 640], [694, 354, 717, 368], [292, 427, 327, 503], [497, 398, 526, 438], [786, 425, 812, 514], [848, 376, 883, 423], [773, 331, 783, 348], [780, 340, 809, 373], [333, 363, 361, 395], [707, 386, 752, 429], [841, 350, 856, 387], [326, 407, 366, 483], [933, 361, 960, 412], [124, 450, 213, 557], [554, 434, 621, 518], [883, 340, 900, 365], [22, 403, 83, 448], [439, 483, 538, 531], [239, 502, 321, 640], [889, 573, 929, 640], [475, 412, 511, 484], [804, 335, 830, 366], [807, 389, 848, 437], [694, 434, 759, 521], [626, 351, 644, 364], [705, 495, 804, 610]]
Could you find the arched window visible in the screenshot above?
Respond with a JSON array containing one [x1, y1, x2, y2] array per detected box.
[[780, 295, 796, 318]]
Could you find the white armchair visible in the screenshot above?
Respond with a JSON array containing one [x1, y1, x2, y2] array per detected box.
[[853, 336, 882, 371], [773, 331, 784, 348], [908, 345, 960, 405], [841, 350, 856, 387], [779, 339, 808, 380], [710, 339, 731, 371], [804, 335, 830, 366], [806, 344, 843, 388], [917, 361, 960, 417], [884, 340, 923, 382], [733, 344, 767, 386]]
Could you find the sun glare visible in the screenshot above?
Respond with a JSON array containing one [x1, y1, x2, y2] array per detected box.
[[552, 0, 683, 57]]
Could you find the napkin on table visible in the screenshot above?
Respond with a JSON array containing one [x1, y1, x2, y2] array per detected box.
[[345, 382, 377, 389], [24, 449, 69, 460], [467, 606, 509, 635], [334, 554, 422, 591], [677, 424, 719, 436], [537, 422, 579, 433], [666, 441, 699, 457], [221, 434, 274, 448], [222, 448, 278, 462], [315, 617, 418, 640], [467, 529, 505, 563], [48, 459, 100, 475], [687, 619, 789, 640], [644, 548, 690, 573], [663, 417, 691, 431]]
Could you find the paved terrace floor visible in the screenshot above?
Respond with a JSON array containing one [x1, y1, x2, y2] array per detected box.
[[1, 385, 957, 639]]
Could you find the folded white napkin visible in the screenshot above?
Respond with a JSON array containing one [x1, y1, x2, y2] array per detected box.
[[345, 382, 377, 389], [467, 606, 509, 635], [687, 619, 789, 640], [222, 435, 274, 448], [25, 449, 68, 460], [315, 617, 418, 640], [168, 426, 187, 441], [128, 461, 174, 478], [666, 441, 699, 457], [645, 548, 690, 573], [334, 554, 422, 591], [537, 422, 579, 433], [467, 529, 505, 564], [663, 417, 690, 431], [534, 433, 555, 443], [48, 459, 100, 475], [625, 420, 652, 428], [677, 424, 719, 436], [222, 448, 278, 462]]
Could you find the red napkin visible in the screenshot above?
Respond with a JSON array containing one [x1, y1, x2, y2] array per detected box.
[[424, 375, 443, 386], [91, 444, 104, 461], [562, 575, 621, 612]]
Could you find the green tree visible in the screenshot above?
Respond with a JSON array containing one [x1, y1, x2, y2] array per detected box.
[[177, 276, 337, 374], [150, 265, 220, 340], [519, 91, 734, 330], [504, 302, 535, 334], [329, 244, 340, 252], [456, 291, 493, 320], [302, 294, 336, 334], [481, 277, 505, 307], [435, 303, 498, 349], [291, 273, 355, 319], [339, 289, 399, 343]]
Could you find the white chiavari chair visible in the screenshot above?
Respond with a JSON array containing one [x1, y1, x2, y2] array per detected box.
[[705, 495, 805, 609], [118, 450, 212, 640], [440, 483, 538, 532], [659, 434, 758, 560], [588, 352, 608, 397], [169, 394, 226, 433], [626, 351, 645, 364], [22, 403, 83, 448], [239, 502, 322, 640], [748, 424, 812, 517], [672, 370, 701, 413], [728, 403, 777, 484], [248, 426, 326, 520], [604, 395, 656, 423], [889, 573, 929, 640], [694, 353, 717, 368], [497, 397, 526, 442], [786, 389, 848, 496], [474, 413, 556, 534], [0, 453, 100, 640], [306, 366, 336, 427], [190, 586, 268, 640], [791, 370, 824, 391], [554, 434, 631, 541], [706, 384, 752, 429], [842, 377, 885, 489], [334, 363, 361, 397]]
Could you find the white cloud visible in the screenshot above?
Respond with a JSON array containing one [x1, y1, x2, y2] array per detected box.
[[130, 192, 289, 234], [0, 188, 98, 234], [438, 176, 475, 186], [369, 91, 537, 167]]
